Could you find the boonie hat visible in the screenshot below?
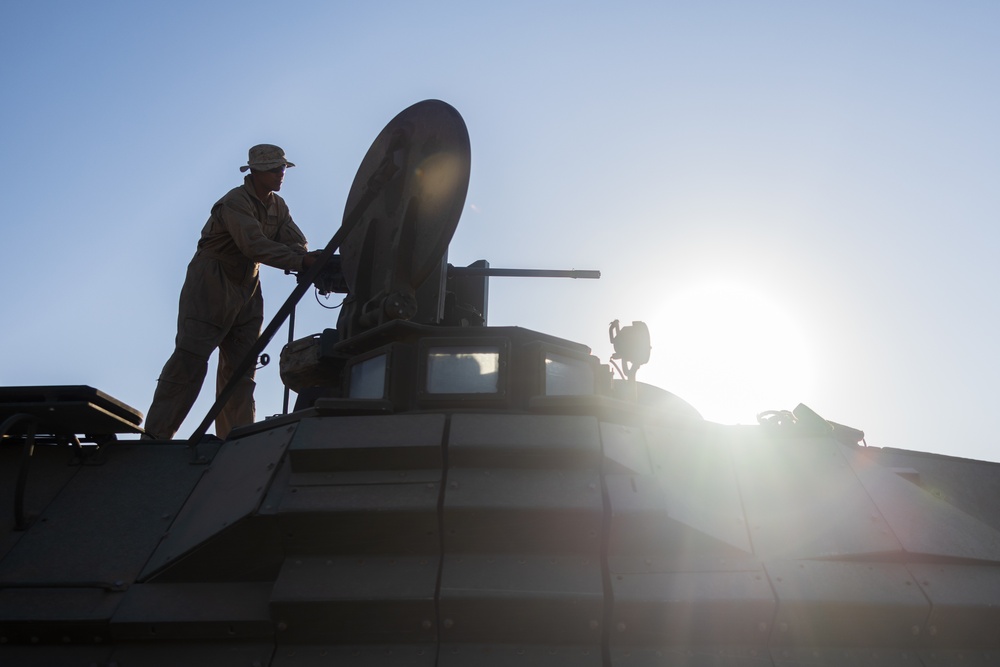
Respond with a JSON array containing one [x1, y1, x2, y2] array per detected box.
[[240, 144, 296, 172]]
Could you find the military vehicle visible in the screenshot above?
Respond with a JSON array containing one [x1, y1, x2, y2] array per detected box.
[[2, 100, 999, 666]]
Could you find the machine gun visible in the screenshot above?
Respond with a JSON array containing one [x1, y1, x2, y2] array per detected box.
[[317, 258, 601, 335]]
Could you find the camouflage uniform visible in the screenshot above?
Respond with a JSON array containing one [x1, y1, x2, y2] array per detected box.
[[145, 152, 308, 440]]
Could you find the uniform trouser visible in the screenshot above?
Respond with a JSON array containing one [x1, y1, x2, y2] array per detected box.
[[144, 258, 263, 440]]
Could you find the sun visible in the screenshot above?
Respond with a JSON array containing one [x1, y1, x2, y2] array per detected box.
[[643, 280, 815, 425]]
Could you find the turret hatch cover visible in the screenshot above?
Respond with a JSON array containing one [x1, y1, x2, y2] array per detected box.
[[339, 99, 472, 305]]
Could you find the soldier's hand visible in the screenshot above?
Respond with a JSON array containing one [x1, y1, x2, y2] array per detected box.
[[301, 250, 325, 270]]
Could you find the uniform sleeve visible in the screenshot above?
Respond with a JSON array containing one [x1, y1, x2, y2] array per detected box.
[[215, 197, 306, 272], [276, 212, 310, 255]]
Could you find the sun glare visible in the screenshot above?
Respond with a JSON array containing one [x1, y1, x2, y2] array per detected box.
[[647, 280, 815, 425]]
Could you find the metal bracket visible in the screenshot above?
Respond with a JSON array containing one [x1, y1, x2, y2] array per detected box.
[[2, 412, 42, 530]]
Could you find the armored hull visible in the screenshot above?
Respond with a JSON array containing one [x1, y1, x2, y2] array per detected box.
[[3, 323, 1000, 665]]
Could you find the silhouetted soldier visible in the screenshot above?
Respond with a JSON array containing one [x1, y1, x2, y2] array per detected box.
[[145, 144, 320, 439]]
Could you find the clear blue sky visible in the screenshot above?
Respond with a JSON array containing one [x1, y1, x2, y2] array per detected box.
[[2, 2, 999, 461]]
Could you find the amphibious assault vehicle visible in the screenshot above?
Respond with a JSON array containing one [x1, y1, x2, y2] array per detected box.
[[2, 101, 1000, 666]]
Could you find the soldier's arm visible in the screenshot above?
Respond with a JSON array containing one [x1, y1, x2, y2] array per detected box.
[[216, 199, 306, 272]]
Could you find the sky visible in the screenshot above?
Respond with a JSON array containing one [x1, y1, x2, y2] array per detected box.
[[2, 2, 999, 461]]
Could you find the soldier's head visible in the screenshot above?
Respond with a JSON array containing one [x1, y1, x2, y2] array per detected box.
[[241, 144, 294, 195]]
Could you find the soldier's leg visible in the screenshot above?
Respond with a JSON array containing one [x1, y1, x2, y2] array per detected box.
[[215, 289, 264, 439], [146, 257, 237, 440], [144, 347, 209, 440]]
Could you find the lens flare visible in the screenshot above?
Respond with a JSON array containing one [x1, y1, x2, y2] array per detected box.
[[648, 280, 815, 425]]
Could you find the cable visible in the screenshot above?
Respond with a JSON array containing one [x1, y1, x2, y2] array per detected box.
[[314, 288, 344, 310]]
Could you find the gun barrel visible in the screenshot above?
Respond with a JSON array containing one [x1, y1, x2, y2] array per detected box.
[[448, 267, 600, 279]]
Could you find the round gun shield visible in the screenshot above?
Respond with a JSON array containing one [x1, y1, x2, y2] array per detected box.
[[339, 100, 472, 305]]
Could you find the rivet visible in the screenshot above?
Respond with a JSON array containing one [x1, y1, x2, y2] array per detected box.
[[277, 622, 288, 631], [589, 620, 599, 630], [443, 618, 455, 629], [911, 625, 920, 636], [422, 620, 432, 629], [758, 622, 768, 633], [929, 626, 937, 636], [617, 622, 626, 632], [779, 622, 788, 633]]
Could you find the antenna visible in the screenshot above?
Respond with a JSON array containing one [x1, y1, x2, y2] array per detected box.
[[337, 100, 472, 339]]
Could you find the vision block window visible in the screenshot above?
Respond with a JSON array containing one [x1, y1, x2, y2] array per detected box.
[[426, 346, 500, 394], [349, 353, 387, 399], [544, 352, 594, 396]]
